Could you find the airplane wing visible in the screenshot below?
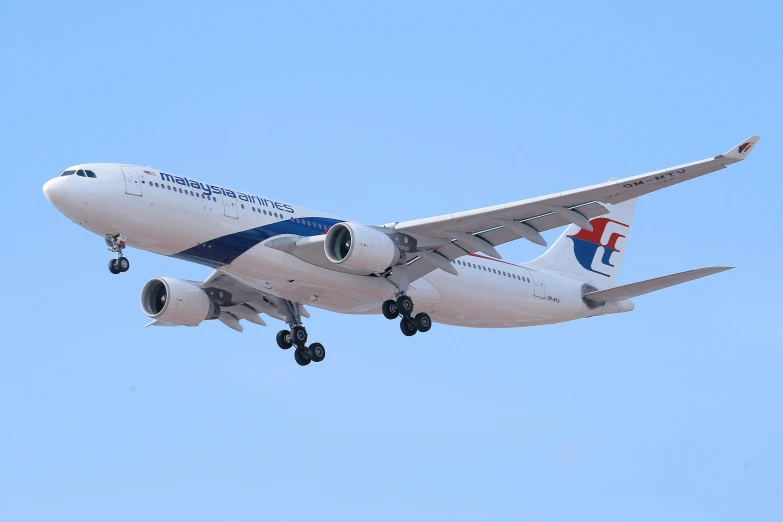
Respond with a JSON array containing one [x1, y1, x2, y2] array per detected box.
[[395, 136, 760, 282], [147, 269, 307, 331]]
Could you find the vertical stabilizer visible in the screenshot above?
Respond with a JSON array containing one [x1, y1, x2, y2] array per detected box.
[[528, 199, 637, 288]]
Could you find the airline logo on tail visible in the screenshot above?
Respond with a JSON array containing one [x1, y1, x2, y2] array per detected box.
[[738, 142, 754, 154], [569, 218, 630, 277]]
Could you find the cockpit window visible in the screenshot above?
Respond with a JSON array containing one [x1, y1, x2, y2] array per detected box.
[[76, 169, 86, 177], [60, 170, 75, 177], [85, 170, 97, 178]]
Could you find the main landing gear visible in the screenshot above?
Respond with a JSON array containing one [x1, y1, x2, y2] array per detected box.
[[382, 294, 432, 337], [276, 301, 326, 366], [106, 234, 130, 274]]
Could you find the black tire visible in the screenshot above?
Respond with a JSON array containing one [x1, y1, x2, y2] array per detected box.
[[382, 299, 399, 320], [108, 259, 120, 274], [310, 342, 326, 363], [276, 330, 293, 350], [396, 295, 414, 316], [116, 256, 130, 272], [400, 317, 417, 337], [294, 348, 311, 366], [291, 326, 308, 347], [414, 312, 432, 333]]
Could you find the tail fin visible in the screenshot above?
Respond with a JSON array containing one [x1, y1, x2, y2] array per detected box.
[[528, 199, 637, 287]]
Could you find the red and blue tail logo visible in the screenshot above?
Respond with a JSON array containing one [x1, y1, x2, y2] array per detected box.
[[738, 142, 754, 154], [569, 218, 630, 277]]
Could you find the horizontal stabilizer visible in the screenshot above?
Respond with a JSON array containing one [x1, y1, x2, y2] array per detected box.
[[584, 266, 733, 304]]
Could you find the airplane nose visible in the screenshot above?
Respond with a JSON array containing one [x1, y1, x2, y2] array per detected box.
[[43, 177, 66, 203]]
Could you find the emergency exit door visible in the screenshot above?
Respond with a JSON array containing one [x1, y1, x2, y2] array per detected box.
[[221, 193, 238, 219], [529, 269, 546, 299]]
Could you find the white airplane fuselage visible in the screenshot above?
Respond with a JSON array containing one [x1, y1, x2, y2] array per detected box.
[[43, 163, 627, 328]]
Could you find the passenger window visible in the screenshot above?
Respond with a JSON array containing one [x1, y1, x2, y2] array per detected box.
[[155, 183, 159, 187], [263, 210, 267, 215], [252, 207, 256, 212], [76, 169, 86, 177], [167, 185, 171, 190], [60, 170, 75, 176], [85, 170, 97, 178], [241, 204, 245, 209]]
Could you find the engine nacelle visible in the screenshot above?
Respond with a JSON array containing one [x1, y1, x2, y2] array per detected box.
[[140, 277, 220, 326], [324, 222, 400, 273]]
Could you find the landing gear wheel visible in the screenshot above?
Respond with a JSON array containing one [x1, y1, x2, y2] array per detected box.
[[396, 295, 414, 316], [294, 348, 311, 366], [309, 343, 326, 363], [276, 330, 293, 350], [108, 259, 120, 274], [382, 299, 399, 320], [116, 256, 130, 272], [291, 326, 308, 347], [400, 317, 417, 337], [414, 312, 432, 332]]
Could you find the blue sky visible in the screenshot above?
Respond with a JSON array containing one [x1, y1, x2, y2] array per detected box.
[[1, 1, 781, 520]]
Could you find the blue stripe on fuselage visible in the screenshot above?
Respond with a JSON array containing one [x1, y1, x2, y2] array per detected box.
[[171, 216, 342, 267]]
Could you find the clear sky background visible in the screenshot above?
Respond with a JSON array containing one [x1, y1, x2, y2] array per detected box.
[[1, 1, 781, 520]]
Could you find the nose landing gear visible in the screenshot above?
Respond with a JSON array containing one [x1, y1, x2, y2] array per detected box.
[[382, 295, 433, 337], [106, 234, 130, 274]]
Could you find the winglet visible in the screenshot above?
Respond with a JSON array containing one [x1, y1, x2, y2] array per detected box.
[[721, 135, 760, 162]]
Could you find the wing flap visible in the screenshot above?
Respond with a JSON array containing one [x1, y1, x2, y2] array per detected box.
[[402, 201, 610, 281], [583, 266, 733, 304]]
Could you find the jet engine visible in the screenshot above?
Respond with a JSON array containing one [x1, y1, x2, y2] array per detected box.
[[324, 222, 400, 273], [140, 277, 220, 326]]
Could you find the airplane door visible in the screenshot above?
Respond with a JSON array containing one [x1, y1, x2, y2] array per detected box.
[[529, 269, 546, 299], [221, 193, 238, 219], [121, 167, 142, 196]]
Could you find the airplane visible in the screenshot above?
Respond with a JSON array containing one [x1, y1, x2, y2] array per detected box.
[[42, 136, 760, 366]]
